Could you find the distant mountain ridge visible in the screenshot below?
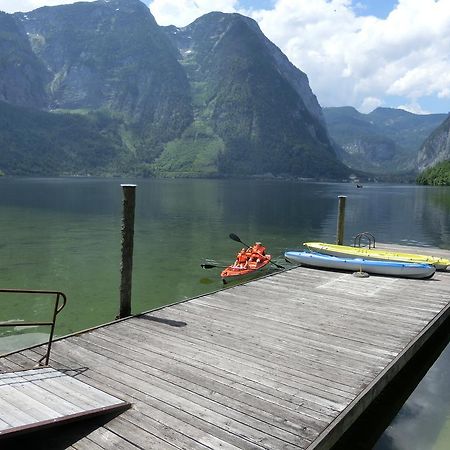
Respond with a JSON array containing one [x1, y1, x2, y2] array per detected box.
[[323, 106, 447, 175], [0, 0, 348, 179], [417, 115, 450, 173]]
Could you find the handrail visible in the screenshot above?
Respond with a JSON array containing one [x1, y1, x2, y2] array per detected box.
[[353, 232, 376, 249], [0, 289, 67, 366]]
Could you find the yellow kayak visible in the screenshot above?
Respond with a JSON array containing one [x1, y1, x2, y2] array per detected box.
[[303, 242, 450, 270]]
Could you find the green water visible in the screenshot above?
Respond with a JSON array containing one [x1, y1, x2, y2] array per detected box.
[[1, 177, 450, 449], [1, 177, 449, 343]]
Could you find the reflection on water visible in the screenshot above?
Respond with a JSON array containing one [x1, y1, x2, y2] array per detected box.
[[1, 178, 450, 449], [0, 330, 49, 354], [375, 341, 450, 449]]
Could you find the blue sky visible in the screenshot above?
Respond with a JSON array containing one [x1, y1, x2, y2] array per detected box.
[[1, 0, 449, 115], [354, 0, 397, 18]]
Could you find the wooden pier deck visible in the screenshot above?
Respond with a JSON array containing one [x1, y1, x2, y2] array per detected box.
[[1, 244, 450, 449]]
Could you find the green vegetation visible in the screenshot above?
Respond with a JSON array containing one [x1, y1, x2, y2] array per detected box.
[[0, 101, 126, 176], [324, 107, 447, 174], [152, 121, 224, 176], [417, 160, 450, 185]]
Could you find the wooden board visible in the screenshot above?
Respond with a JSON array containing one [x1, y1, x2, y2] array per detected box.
[[1, 243, 450, 449], [0, 368, 129, 438]]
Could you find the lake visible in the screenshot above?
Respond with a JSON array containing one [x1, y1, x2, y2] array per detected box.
[[1, 177, 450, 449]]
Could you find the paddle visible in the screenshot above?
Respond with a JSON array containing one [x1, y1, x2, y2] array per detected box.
[[228, 233, 285, 269], [200, 263, 227, 269]]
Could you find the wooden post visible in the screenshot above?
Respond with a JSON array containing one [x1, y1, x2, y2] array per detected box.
[[336, 195, 346, 245], [119, 184, 136, 318]]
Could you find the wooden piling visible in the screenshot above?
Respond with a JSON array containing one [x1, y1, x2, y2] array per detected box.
[[119, 184, 136, 318], [336, 195, 346, 245]]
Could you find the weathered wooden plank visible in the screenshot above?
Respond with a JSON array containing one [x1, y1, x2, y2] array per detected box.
[[1, 244, 449, 450], [101, 323, 355, 415], [57, 338, 312, 449], [189, 294, 432, 342], [266, 270, 450, 306], [220, 281, 446, 325], [0, 352, 38, 372], [154, 301, 399, 362], [0, 383, 65, 422], [118, 410, 238, 450], [85, 332, 335, 429], [0, 396, 40, 427], [137, 306, 396, 370], [0, 368, 129, 438], [72, 437, 109, 450], [38, 347, 296, 450], [123, 316, 374, 382], [30, 377, 116, 411], [0, 358, 24, 372], [72, 427, 141, 450], [9, 380, 85, 416], [102, 416, 181, 450], [0, 418, 11, 430], [152, 306, 393, 372], [98, 322, 358, 400], [0, 367, 51, 380], [78, 330, 324, 441], [120, 320, 374, 401]]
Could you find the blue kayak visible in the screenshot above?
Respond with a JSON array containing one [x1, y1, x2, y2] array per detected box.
[[284, 251, 436, 279]]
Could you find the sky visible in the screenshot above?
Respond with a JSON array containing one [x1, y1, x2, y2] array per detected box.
[[1, 0, 449, 115]]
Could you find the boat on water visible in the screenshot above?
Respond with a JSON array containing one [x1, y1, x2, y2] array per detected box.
[[221, 242, 271, 282], [284, 251, 436, 279], [303, 242, 450, 270]]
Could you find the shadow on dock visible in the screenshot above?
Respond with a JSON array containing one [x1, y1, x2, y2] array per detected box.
[[0, 410, 125, 450], [137, 315, 187, 327]]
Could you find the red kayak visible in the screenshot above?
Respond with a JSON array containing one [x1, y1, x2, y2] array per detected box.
[[221, 242, 271, 282]]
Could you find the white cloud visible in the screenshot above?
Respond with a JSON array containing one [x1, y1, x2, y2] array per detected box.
[[148, 0, 450, 113], [149, 0, 239, 26], [360, 96, 383, 113], [0, 0, 96, 13], [250, 0, 450, 113], [396, 102, 430, 114]]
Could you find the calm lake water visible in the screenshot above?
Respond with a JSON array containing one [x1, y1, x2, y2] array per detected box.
[[1, 177, 450, 449]]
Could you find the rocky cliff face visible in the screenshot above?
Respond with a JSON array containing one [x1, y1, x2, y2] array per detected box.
[[13, 0, 192, 145], [0, 0, 346, 178], [0, 12, 49, 108], [162, 12, 346, 178], [417, 115, 450, 172], [324, 107, 447, 175]]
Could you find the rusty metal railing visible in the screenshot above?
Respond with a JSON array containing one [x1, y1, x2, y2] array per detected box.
[[0, 289, 67, 366]]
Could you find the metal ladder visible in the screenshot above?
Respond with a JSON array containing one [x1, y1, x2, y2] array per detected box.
[[0, 289, 67, 366], [353, 232, 376, 249]]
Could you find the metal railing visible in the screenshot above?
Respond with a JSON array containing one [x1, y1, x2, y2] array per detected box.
[[353, 232, 376, 249], [0, 289, 67, 366]]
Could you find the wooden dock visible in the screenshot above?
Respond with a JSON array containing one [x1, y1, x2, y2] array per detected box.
[[1, 243, 450, 449]]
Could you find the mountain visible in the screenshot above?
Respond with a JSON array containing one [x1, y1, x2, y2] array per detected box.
[[0, 12, 49, 108], [0, 0, 348, 179], [324, 106, 447, 175], [417, 115, 450, 173], [13, 0, 192, 161], [416, 116, 450, 185], [159, 12, 347, 177]]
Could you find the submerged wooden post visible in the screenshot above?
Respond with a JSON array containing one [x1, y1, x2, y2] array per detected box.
[[119, 184, 136, 318], [336, 195, 346, 245]]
